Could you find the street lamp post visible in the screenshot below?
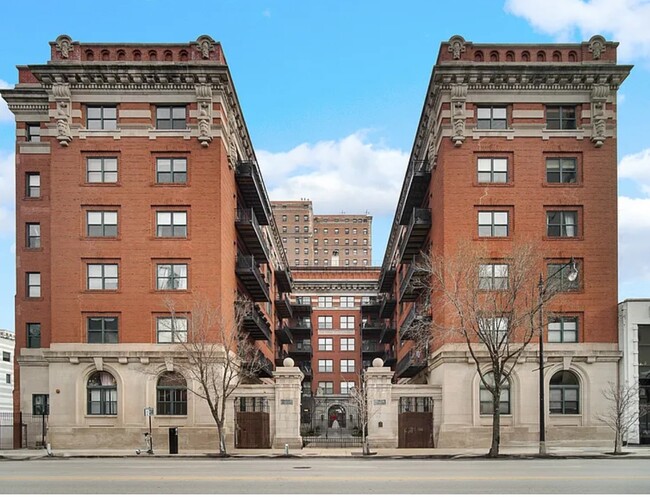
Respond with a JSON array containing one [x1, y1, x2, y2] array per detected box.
[[538, 257, 578, 455]]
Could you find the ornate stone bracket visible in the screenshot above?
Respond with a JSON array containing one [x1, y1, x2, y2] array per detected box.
[[450, 84, 467, 147], [195, 84, 213, 147], [52, 83, 72, 147], [448, 35, 466, 60], [228, 128, 238, 169], [55, 34, 73, 59], [591, 84, 609, 147], [588, 35, 607, 60]]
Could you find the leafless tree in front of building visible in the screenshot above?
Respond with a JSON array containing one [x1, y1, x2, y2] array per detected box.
[[597, 381, 647, 454], [346, 370, 381, 455]]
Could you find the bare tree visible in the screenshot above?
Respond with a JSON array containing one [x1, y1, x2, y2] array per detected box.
[[411, 241, 560, 457], [164, 296, 264, 455], [597, 381, 646, 454], [346, 370, 381, 455]]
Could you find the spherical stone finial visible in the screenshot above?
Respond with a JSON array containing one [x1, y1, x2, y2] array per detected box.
[[372, 358, 384, 368], [283, 357, 295, 368]]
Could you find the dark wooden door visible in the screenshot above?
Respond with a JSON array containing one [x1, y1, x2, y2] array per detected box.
[[235, 411, 270, 448], [398, 412, 433, 448]]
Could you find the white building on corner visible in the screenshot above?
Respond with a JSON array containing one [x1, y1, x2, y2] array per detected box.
[[0, 330, 15, 413]]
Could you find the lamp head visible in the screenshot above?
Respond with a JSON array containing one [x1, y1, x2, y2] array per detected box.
[[567, 257, 579, 282]]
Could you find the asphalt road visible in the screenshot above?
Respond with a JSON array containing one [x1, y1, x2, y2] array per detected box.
[[1, 457, 649, 494]]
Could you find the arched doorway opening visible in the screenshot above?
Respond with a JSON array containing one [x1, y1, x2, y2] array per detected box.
[[328, 404, 346, 428]]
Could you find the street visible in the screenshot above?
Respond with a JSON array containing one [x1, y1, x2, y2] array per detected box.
[[0, 458, 649, 494]]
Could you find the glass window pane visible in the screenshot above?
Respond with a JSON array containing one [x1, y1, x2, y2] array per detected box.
[[157, 159, 171, 171], [105, 265, 118, 277], [477, 108, 491, 119], [103, 107, 116, 118], [105, 158, 118, 171], [174, 212, 187, 225], [477, 159, 491, 171], [157, 212, 171, 225], [493, 108, 507, 119], [88, 265, 102, 277], [172, 107, 186, 119], [494, 159, 507, 171], [104, 212, 117, 224], [478, 212, 491, 224], [494, 212, 508, 225], [87, 212, 102, 224], [157, 107, 170, 119], [87, 159, 102, 171], [87, 107, 101, 119]]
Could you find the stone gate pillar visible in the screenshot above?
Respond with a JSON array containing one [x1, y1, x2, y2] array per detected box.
[[272, 358, 304, 449], [366, 358, 397, 448]]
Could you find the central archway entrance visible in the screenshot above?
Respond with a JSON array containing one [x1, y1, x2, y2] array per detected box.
[[328, 404, 346, 428]]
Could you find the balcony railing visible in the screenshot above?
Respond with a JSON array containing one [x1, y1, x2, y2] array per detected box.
[[235, 160, 272, 225], [382, 347, 396, 366], [395, 347, 428, 378], [235, 208, 271, 264], [274, 293, 293, 319], [399, 208, 431, 263], [379, 268, 397, 293], [298, 362, 313, 377], [399, 303, 431, 341], [399, 260, 426, 302], [361, 297, 380, 316], [275, 265, 293, 294], [248, 352, 274, 378], [379, 323, 397, 344], [361, 340, 383, 355], [288, 319, 312, 336], [379, 294, 397, 319], [288, 342, 313, 355], [291, 298, 312, 315], [236, 254, 270, 302], [397, 159, 432, 225], [275, 325, 293, 345], [361, 320, 383, 337], [240, 302, 272, 342]]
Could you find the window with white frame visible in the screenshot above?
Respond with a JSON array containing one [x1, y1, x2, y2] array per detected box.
[[156, 263, 188, 290], [26, 272, 41, 298], [86, 158, 118, 183], [156, 158, 187, 184], [340, 316, 355, 329], [87, 263, 118, 290], [341, 382, 355, 395], [87, 211, 118, 237], [318, 337, 333, 351], [318, 296, 333, 308], [26, 173, 40, 197], [340, 337, 355, 351], [476, 106, 507, 129], [26, 223, 40, 248], [548, 316, 578, 343], [318, 381, 333, 395], [477, 158, 508, 183], [340, 296, 355, 308], [340, 359, 355, 373], [478, 211, 509, 237], [318, 316, 333, 329], [318, 359, 333, 373], [478, 263, 508, 290], [156, 317, 188, 343], [156, 211, 187, 238]]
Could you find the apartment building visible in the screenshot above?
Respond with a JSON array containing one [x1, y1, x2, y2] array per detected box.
[[271, 200, 372, 268], [377, 35, 632, 447], [0, 330, 15, 413], [3, 35, 292, 449]]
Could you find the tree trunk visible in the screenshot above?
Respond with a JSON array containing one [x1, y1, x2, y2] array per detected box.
[[488, 387, 501, 458], [216, 419, 227, 455], [614, 428, 623, 454]]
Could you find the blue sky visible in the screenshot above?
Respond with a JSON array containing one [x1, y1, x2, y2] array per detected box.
[[1, 0, 650, 331]]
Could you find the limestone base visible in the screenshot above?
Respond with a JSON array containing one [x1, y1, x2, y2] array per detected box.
[[272, 437, 303, 450]]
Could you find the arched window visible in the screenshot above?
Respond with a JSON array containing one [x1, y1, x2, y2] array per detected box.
[[474, 51, 484, 62], [157, 372, 187, 415], [479, 372, 510, 415], [550, 370, 579, 414], [521, 51, 530, 62], [87, 371, 117, 415], [506, 51, 515, 62]]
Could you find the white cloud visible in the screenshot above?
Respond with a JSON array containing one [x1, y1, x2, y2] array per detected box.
[[0, 79, 15, 123], [257, 132, 408, 216], [619, 148, 650, 194], [619, 196, 650, 283], [505, 0, 650, 60], [0, 151, 15, 236]]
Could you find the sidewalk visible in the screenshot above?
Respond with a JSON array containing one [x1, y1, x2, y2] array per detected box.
[[3, 444, 650, 460]]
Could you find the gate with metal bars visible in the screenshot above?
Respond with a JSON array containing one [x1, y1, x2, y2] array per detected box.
[[234, 397, 271, 449], [0, 412, 48, 449]]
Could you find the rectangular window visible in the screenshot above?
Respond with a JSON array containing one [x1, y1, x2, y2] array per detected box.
[[318, 381, 333, 395], [156, 106, 186, 129], [156, 263, 188, 290], [548, 317, 578, 343], [318, 296, 333, 308], [87, 211, 118, 237], [86, 157, 118, 183], [341, 382, 355, 395], [478, 264, 508, 290], [479, 317, 509, 345], [477, 158, 508, 183], [546, 158, 577, 184], [547, 211, 578, 237], [26, 124, 41, 142], [318, 316, 333, 329], [26, 272, 41, 298], [546, 105, 577, 130], [87, 263, 119, 290], [294, 215, 300, 222], [156, 211, 187, 238], [340, 316, 355, 329], [87, 106, 117, 130], [87, 317, 118, 343], [26, 173, 40, 198], [157, 317, 188, 343], [5, 374, 10, 384], [547, 262, 581, 292], [2, 351, 9, 362], [340, 359, 355, 373], [32, 394, 49, 415], [478, 211, 509, 237], [476, 106, 507, 129], [318, 359, 333, 373], [318, 338, 333, 351], [340, 296, 355, 308], [26, 223, 40, 248], [282, 215, 287, 222], [156, 158, 187, 184], [27, 323, 41, 348], [340, 337, 355, 351]]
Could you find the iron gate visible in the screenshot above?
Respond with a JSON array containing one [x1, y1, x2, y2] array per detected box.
[[398, 397, 434, 448], [0, 413, 48, 449], [234, 397, 270, 449]]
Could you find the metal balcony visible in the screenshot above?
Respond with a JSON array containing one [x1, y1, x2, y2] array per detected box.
[[361, 320, 383, 338], [275, 325, 293, 345], [288, 319, 312, 337], [298, 362, 313, 378], [398, 159, 432, 225], [399, 304, 431, 341], [288, 343, 313, 355], [235, 160, 272, 225], [361, 297, 380, 316], [383, 347, 397, 367], [255, 353, 274, 378], [291, 298, 312, 316], [236, 255, 270, 302], [379, 268, 397, 293], [275, 265, 293, 294], [379, 324, 397, 344], [274, 293, 293, 319], [361, 340, 384, 359], [235, 208, 271, 264], [399, 208, 431, 263], [395, 347, 428, 378], [240, 303, 272, 342], [379, 294, 397, 319], [399, 260, 427, 302]]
